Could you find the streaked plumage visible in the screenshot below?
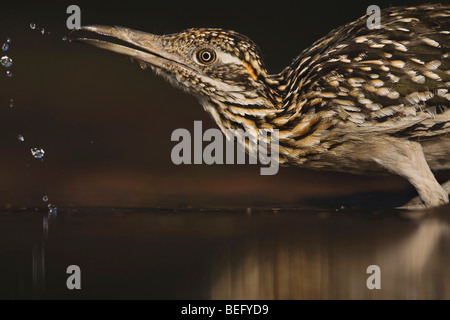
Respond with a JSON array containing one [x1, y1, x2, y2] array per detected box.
[[72, 4, 450, 208]]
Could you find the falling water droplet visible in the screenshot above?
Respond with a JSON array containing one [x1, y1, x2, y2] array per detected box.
[[62, 36, 68, 41], [6, 70, 12, 77], [17, 134, 24, 142], [41, 28, 45, 35], [30, 23, 36, 30], [9, 99, 13, 108], [2, 42, 9, 52], [43, 196, 48, 202], [1, 56, 12, 67], [48, 204, 57, 214], [31, 148, 45, 159]]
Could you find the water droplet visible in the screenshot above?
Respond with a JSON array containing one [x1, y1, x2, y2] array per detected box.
[[2, 43, 9, 52], [1, 55, 12, 68], [6, 38, 11, 44], [48, 204, 57, 214], [41, 28, 45, 35], [9, 99, 13, 108], [17, 134, 24, 142], [43, 196, 48, 202], [62, 36, 68, 41], [31, 148, 45, 159], [6, 70, 12, 77], [30, 23, 36, 30]]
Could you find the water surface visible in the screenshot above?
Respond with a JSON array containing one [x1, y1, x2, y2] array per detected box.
[[1, 205, 449, 299]]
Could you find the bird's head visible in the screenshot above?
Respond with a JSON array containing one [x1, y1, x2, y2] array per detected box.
[[72, 26, 279, 110]]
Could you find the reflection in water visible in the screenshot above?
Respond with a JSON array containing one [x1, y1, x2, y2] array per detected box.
[[32, 240, 45, 298], [210, 210, 450, 299], [1, 206, 449, 299], [32, 215, 48, 298]]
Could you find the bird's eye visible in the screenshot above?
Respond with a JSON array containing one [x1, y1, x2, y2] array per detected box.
[[196, 48, 216, 65]]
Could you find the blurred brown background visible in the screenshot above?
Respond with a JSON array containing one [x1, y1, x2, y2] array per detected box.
[[1, 0, 447, 208]]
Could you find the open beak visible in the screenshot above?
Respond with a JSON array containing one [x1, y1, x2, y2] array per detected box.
[[70, 25, 181, 70]]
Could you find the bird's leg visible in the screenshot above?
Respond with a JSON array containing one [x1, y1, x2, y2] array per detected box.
[[369, 139, 449, 209], [402, 179, 450, 209], [443, 180, 450, 194]]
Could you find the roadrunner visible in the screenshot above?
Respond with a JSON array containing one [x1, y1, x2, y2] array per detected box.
[[72, 4, 450, 209]]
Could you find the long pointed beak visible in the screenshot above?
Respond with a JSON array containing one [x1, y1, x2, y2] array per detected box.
[[70, 25, 181, 70]]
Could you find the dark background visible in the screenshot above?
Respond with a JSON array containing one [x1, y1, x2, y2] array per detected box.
[[1, 0, 447, 208]]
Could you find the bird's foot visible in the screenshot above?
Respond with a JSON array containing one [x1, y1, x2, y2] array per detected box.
[[398, 197, 426, 210]]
